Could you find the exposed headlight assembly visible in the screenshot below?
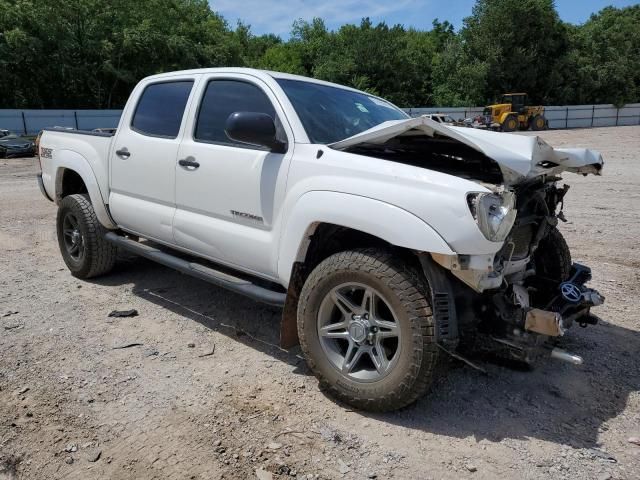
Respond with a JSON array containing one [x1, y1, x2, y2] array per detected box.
[[467, 191, 517, 242]]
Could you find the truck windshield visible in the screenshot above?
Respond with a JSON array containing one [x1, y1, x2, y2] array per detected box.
[[276, 78, 408, 144]]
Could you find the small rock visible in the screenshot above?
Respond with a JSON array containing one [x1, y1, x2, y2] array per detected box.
[[255, 468, 273, 480], [64, 444, 78, 453], [266, 442, 282, 450], [65, 457, 74, 465], [187, 343, 195, 348], [587, 448, 617, 463], [18, 387, 29, 395], [465, 464, 478, 473], [367, 474, 378, 479], [598, 473, 612, 480], [213, 440, 222, 447], [87, 449, 102, 462], [337, 459, 350, 474], [2, 310, 18, 317], [628, 436, 640, 446]]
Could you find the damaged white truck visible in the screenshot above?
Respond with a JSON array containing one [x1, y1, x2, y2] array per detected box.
[[37, 68, 605, 411]]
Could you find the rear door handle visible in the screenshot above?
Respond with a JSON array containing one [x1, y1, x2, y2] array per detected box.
[[115, 149, 130, 159], [178, 158, 200, 169]]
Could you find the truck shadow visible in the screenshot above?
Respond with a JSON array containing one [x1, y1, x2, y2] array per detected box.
[[92, 256, 639, 450]]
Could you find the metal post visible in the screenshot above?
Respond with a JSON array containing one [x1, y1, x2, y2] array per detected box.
[[591, 105, 595, 127], [74, 111, 79, 130], [565, 107, 569, 129], [20, 111, 28, 135], [615, 107, 619, 126]]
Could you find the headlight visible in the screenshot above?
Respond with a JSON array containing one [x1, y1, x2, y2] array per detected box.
[[467, 191, 517, 242]]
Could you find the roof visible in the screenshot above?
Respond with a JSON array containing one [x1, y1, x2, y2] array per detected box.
[[142, 67, 363, 94]]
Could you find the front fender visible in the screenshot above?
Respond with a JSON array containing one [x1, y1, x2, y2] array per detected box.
[[53, 151, 116, 229], [277, 191, 454, 284]]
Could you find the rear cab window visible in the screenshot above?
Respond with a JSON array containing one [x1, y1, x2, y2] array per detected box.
[[131, 81, 194, 138]]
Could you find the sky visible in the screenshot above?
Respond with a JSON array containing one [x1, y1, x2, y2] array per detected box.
[[209, 0, 639, 37]]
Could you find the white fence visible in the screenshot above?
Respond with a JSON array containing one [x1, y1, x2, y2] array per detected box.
[[1, 103, 639, 135], [405, 103, 640, 129]]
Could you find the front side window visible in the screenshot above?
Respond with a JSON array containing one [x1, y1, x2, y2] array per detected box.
[[131, 81, 193, 138], [276, 79, 408, 144], [195, 80, 276, 147]]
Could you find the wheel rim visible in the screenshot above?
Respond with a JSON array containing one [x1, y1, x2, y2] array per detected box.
[[62, 212, 85, 261], [317, 282, 401, 382]]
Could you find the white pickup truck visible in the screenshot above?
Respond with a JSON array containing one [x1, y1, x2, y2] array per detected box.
[[37, 68, 605, 411]]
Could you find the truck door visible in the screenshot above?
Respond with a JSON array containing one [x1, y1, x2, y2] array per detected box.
[[109, 77, 197, 244], [174, 74, 293, 278]]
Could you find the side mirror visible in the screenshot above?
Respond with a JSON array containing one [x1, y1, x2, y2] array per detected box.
[[225, 112, 287, 153]]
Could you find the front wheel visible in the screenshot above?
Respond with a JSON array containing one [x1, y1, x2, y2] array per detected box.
[[502, 114, 518, 132], [56, 194, 117, 279], [297, 249, 439, 411]]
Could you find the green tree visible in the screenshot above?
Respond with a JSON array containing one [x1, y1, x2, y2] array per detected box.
[[569, 6, 640, 106]]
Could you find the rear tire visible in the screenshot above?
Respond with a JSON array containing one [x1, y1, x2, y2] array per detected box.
[[297, 249, 439, 412], [531, 114, 546, 131], [56, 194, 117, 279], [502, 114, 518, 132]]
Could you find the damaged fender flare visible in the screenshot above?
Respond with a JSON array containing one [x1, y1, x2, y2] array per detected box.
[[418, 254, 459, 346]]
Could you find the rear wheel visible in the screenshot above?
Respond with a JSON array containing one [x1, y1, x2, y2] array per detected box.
[[531, 114, 546, 131], [502, 114, 518, 132], [297, 249, 439, 411], [56, 194, 117, 279]]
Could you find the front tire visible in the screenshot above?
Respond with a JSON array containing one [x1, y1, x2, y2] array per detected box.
[[502, 114, 518, 132], [56, 194, 117, 279], [297, 249, 439, 411]]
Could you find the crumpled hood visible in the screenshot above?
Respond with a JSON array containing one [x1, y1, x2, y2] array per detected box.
[[329, 116, 604, 185]]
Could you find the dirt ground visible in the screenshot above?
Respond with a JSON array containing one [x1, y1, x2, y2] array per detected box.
[[1, 125, 639, 480]]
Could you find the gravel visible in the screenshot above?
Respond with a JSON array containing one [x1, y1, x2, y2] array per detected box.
[[1, 126, 639, 479]]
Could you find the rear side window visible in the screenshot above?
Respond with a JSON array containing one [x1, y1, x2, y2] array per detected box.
[[194, 80, 276, 146], [131, 81, 193, 138]]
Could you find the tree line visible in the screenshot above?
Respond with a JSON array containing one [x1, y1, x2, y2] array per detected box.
[[0, 0, 638, 109]]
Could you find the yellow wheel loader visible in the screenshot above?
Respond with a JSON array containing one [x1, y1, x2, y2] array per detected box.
[[481, 93, 547, 132]]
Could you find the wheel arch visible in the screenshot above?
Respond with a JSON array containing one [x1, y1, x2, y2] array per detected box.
[[277, 191, 454, 285], [277, 191, 455, 349], [53, 152, 116, 229]]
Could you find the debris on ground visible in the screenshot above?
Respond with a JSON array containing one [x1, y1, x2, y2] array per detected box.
[[108, 309, 138, 318], [111, 342, 143, 349], [255, 468, 273, 480], [4, 323, 23, 330], [337, 459, 351, 474], [2, 310, 18, 317], [197, 345, 215, 357], [87, 449, 102, 462]]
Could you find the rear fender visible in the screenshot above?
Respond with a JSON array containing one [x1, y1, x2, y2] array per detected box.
[[54, 151, 116, 229]]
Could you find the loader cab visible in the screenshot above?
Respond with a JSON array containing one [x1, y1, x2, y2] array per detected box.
[[502, 93, 527, 114]]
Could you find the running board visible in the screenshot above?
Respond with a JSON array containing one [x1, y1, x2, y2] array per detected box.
[[105, 232, 286, 307]]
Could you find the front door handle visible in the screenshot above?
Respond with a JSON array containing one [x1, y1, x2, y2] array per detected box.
[[115, 149, 130, 159], [178, 158, 200, 169]]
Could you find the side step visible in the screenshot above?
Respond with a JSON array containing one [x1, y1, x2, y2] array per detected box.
[[105, 232, 286, 307]]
